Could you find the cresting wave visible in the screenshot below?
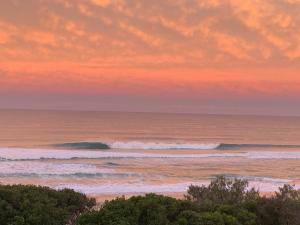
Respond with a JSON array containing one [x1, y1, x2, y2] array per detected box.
[[51, 141, 300, 150], [52, 142, 110, 149], [52, 141, 220, 150], [110, 142, 222, 150], [2, 148, 300, 160], [217, 143, 300, 150]]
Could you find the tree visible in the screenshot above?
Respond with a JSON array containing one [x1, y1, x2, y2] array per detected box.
[[0, 184, 96, 225], [186, 175, 259, 210]]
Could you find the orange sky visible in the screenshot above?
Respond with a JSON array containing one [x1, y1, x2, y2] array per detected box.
[[0, 0, 300, 115]]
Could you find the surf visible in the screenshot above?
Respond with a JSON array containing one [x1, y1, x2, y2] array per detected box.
[[50, 141, 300, 150], [2, 147, 300, 160]]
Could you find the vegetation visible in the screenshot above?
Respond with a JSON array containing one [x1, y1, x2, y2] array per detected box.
[[77, 176, 300, 225], [1, 176, 300, 225], [0, 184, 96, 225]]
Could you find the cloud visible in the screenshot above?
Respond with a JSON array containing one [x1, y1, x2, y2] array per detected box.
[[119, 22, 162, 47], [24, 31, 59, 46], [78, 3, 94, 16], [90, 0, 111, 7], [0, 21, 17, 44], [0, 32, 10, 44], [1, 0, 300, 66], [1, 0, 300, 114]]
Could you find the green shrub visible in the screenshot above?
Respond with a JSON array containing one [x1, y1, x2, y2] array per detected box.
[[0, 184, 96, 225], [2, 176, 300, 225], [77, 176, 300, 225]]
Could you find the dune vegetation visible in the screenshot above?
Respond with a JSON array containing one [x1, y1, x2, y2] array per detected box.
[[1, 176, 300, 225], [0, 185, 95, 225]]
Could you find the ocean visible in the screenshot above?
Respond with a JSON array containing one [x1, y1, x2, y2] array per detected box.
[[1, 109, 300, 198]]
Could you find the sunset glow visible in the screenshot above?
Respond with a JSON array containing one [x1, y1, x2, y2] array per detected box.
[[1, 0, 300, 114]]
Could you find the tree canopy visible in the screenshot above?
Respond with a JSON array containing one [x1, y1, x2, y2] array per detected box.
[[0, 184, 95, 225], [77, 176, 300, 225], [1, 176, 300, 225]]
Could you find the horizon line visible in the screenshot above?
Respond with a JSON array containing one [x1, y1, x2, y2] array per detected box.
[[0, 107, 299, 118]]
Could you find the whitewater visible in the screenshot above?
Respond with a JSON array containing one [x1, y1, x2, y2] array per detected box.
[[1, 110, 300, 197], [2, 147, 300, 160]]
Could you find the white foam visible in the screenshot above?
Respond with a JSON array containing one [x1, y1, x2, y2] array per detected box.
[[231, 176, 292, 184], [0, 161, 117, 176], [55, 182, 208, 194], [54, 180, 300, 195], [246, 151, 300, 159], [110, 141, 220, 150], [223, 175, 294, 192], [1, 148, 300, 160], [0, 147, 244, 160], [248, 181, 284, 192]]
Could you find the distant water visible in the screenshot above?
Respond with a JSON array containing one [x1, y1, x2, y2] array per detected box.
[[1, 109, 300, 196]]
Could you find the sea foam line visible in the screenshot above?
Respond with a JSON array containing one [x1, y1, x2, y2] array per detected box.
[[0, 161, 139, 177], [110, 142, 300, 150], [1, 148, 300, 160], [55, 179, 299, 194], [52, 141, 221, 150], [0, 148, 244, 160]]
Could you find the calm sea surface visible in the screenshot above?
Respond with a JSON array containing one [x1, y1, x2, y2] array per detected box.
[[1, 109, 300, 198]]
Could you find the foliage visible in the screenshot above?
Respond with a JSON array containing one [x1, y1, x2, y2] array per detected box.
[[0, 184, 96, 225], [76, 194, 195, 225], [77, 176, 300, 225], [186, 175, 260, 210], [2, 176, 300, 225]]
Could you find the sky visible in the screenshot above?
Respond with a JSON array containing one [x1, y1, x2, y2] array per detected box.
[[0, 0, 300, 115]]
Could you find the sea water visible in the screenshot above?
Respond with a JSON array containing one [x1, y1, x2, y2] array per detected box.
[[1, 109, 300, 197]]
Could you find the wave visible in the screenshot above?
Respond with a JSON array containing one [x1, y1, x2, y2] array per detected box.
[[50, 141, 300, 150], [110, 141, 220, 150], [52, 141, 220, 150], [52, 142, 110, 150], [0, 148, 244, 160], [215, 174, 292, 184], [0, 161, 139, 177], [0, 172, 139, 178], [217, 143, 300, 150], [54, 179, 299, 194], [2, 148, 300, 160], [103, 162, 121, 167], [55, 182, 208, 194]]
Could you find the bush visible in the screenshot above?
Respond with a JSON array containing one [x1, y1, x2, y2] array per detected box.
[[0, 184, 96, 225], [77, 194, 194, 225], [186, 175, 260, 209], [77, 176, 300, 225], [2, 177, 300, 225]]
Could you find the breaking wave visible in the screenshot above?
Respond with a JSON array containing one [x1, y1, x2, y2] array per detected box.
[[110, 141, 220, 150], [55, 182, 207, 194], [214, 174, 292, 184], [217, 143, 300, 150], [2, 148, 300, 161], [50, 141, 300, 150], [52, 142, 110, 150]]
